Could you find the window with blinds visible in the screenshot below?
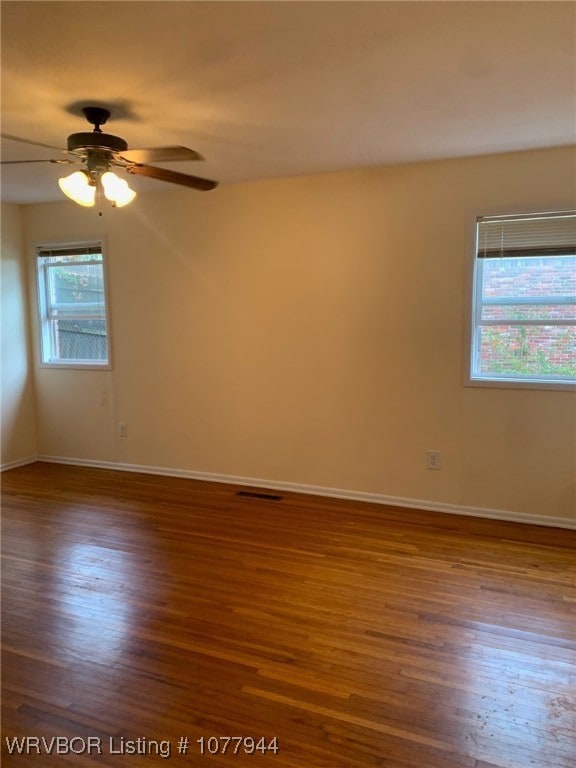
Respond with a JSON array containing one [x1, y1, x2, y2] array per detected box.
[[470, 211, 575, 386], [36, 242, 111, 367]]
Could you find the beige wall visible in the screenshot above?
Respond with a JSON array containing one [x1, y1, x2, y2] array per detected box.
[[1, 203, 37, 466], [23, 147, 576, 522]]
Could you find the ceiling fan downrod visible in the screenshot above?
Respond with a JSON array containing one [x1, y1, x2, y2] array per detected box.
[[82, 106, 110, 133]]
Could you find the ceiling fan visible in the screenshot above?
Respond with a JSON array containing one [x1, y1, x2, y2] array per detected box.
[[1, 106, 218, 207]]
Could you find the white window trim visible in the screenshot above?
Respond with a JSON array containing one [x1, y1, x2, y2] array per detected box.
[[464, 207, 576, 392], [35, 238, 113, 370]]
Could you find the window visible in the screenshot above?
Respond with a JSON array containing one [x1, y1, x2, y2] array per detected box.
[[36, 242, 111, 368], [470, 211, 575, 387]]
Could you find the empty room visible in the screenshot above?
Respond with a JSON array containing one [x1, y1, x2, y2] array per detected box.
[[1, 2, 575, 767]]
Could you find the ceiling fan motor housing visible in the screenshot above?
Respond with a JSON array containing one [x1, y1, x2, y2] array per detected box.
[[67, 132, 128, 154]]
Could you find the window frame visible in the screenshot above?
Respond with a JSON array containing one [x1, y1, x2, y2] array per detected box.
[[465, 208, 576, 391], [35, 239, 113, 370]]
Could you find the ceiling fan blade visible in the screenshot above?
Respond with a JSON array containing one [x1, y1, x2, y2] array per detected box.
[[129, 163, 217, 191], [119, 146, 204, 164], [1, 159, 58, 164], [1, 133, 64, 152]]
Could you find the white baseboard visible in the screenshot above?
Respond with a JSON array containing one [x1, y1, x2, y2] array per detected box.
[[1, 455, 38, 472], [36, 454, 576, 530]]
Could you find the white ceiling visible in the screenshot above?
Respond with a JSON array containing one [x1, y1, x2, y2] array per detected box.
[[1, 1, 575, 204]]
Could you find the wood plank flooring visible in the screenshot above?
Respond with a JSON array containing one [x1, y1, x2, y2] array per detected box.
[[1, 462, 575, 767]]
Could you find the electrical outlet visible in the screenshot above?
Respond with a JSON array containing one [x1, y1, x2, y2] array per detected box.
[[119, 422, 128, 438], [426, 450, 441, 470]]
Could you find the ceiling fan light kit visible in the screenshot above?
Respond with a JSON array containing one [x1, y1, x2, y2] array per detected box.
[[101, 171, 136, 207], [2, 105, 218, 209], [58, 170, 96, 207], [58, 168, 137, 208]]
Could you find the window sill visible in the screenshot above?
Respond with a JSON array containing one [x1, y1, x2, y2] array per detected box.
[[39, 361, 111, 371], [466, 376, 575, 392]]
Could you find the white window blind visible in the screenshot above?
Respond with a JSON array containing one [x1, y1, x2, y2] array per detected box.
[[476, 211, 576, 259]]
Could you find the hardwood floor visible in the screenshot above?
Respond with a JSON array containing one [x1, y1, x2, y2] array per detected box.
[[1, 462, 575, 767]]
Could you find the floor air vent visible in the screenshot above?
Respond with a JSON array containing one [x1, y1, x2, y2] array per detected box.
[[236, 490, 283, 501]]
